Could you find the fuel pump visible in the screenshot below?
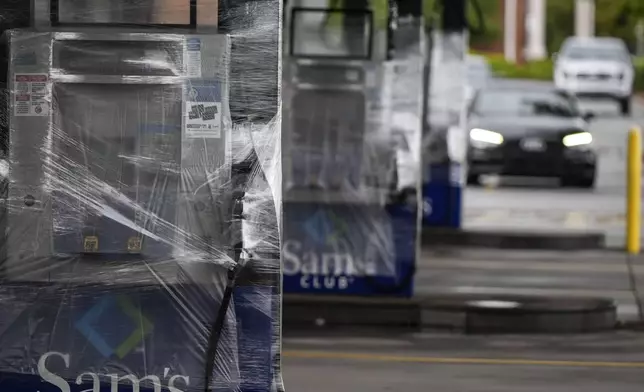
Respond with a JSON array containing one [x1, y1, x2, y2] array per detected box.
[[0, 1, 281, 391], [422, 0, 469, 228], [282, 0, 421, 297]]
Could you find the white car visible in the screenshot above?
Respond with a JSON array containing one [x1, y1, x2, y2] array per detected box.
[[554, 37, 634, 115]]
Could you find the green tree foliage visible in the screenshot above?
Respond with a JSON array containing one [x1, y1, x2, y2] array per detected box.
[[468, 0, 502, 48], [424, 0, 644, 55], [545, 0, 644, 54], [422, 0, 501, 47], [326, 0, 388, 29], [422, 0, 439, 28], [594, 0, 644, 52], [544, 0, 573, 53]]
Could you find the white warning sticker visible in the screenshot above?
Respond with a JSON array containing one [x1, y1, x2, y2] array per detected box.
[[14, 74, 48, 117], [185, 101, 222, 138], [185, 38, 202, 78]]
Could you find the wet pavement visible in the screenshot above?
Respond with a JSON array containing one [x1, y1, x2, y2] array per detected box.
[[416, 247, 644, 323], [283, 330, 644, 392]]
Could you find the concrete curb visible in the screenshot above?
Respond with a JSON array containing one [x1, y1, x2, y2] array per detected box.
[[283, 294, 420, 330], [422, 228, 605, 250], [283, 294, 618, 334], [419, 294, 617, 333]]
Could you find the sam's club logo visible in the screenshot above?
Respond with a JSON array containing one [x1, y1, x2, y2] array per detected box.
[[75, 295, 153, 359], [303, 209, 349, 247], [284, 207, 378, 290]]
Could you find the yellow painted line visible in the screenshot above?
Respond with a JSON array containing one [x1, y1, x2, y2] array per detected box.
[[563, 211, 588, 229], [283, 350, 644, 369]]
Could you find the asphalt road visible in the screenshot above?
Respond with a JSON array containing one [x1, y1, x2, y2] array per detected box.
[[417, 247, 644, 322], [463, 79, 644, 248], [282, 331, 644, 392]]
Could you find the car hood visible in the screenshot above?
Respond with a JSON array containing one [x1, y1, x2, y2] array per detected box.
[[469, 116, 587, 137], [558, 59, 629, 74]]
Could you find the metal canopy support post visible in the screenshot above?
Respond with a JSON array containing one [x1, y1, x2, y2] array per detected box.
[[575, 0, 595, 38], [503, 0, 527, 64], [524, 0, 546, 60]]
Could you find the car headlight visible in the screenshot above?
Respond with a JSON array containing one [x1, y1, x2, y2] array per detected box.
[[563, 132, 592, 147], [470, 128, 504, 147]]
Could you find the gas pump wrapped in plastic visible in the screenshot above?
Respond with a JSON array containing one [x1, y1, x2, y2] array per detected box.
[[422, 15, 468, 228], [0, 1, 282, 391], [281, 0, 421, 297]]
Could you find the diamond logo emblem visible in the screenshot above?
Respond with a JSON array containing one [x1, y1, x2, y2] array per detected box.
[[303, 209, 349, 246], [75, 295, 154, 359]]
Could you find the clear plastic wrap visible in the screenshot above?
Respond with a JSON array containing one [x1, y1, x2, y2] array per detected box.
[[421, 27, 468, 227], [0, 1, 282, 391], [281, 1, 421, 296]]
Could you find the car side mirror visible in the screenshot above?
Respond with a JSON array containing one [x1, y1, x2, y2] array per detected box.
[[582, 111, 595, 121]]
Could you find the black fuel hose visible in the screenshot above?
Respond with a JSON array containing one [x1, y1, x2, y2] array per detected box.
[[203, 264, 242, 392]]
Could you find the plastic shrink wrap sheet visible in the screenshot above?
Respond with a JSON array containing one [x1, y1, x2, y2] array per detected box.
[[0, 1, 283, 391], [281, 0, 421, 297], [421, 7, 468, 227]]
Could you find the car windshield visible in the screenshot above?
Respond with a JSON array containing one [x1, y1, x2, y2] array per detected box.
[[473, 90, 580, 118], [562, 45, 628, 62]]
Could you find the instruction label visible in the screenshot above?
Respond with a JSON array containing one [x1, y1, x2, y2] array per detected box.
[[185, 38, 202, 78], [185, 101, 222, 138], [14, 74, 48, 117], [184, 83, 222, 138]]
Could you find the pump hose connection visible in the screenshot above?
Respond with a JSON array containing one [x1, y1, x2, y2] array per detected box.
[[203, 154, 255, 391]]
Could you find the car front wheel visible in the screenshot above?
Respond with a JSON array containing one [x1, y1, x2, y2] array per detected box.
[[619, 97, 631, 116], [467, 173, 481, 186]]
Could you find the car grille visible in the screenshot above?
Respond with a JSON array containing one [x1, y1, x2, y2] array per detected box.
[[500, 138, 565, 176], [503, 138, 563, 155], [576, 73, 611, 80], [469, 128, 588, 177]]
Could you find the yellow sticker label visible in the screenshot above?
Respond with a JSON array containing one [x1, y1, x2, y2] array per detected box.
[[83, 236, 99, 252], [127, 237, 142, 252]]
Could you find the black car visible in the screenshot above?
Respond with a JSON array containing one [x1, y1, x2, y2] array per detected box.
[[466, 86, 597, 188]]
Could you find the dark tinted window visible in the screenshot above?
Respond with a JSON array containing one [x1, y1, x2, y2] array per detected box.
[[473, 90, 580, 118], [562, 45, 629, 62]]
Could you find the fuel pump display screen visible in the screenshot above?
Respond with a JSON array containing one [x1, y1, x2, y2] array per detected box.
[[290, 8, 372, 60], [51, 83, 182, 256]]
